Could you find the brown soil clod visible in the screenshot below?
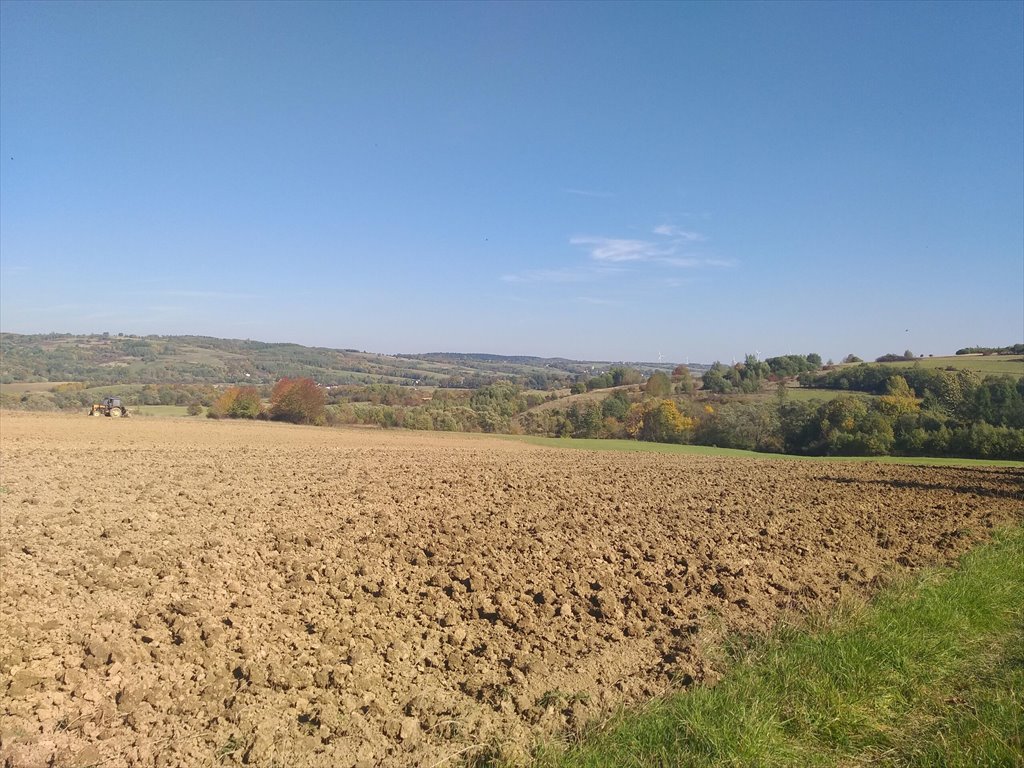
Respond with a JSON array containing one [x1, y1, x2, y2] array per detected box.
[[0, 412, 1021, 767]]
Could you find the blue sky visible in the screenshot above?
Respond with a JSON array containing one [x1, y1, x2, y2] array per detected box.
[[1, 1, 1021, 363]]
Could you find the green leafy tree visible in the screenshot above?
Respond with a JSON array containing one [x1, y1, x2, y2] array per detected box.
[[601, 390, 630, 420], [969, 376, 1024, 428], [819, 395, 894, 455], [742, 354, 771, 383], [938, 369, 981, 420], [469, 382, 524, 418], [672, 364, 695, 394], [609, 366, 643, 386], [432, 411, 459, 432], [402, 408, 434, 431], [702, 362, 732, 394], [779, 401, 824, 454], [645, 371, 673, 398], [567, 401, 604, 437]]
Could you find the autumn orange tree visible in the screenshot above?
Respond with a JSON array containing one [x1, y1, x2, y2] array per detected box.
[[208, 386, 262, 419], [270, 378, 326, 425]]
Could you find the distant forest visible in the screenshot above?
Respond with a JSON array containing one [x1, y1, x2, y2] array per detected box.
[[0, 333, 675, 389], [2, 334, 1022, 461]]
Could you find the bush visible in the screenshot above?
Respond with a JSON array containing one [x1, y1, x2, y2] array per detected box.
[[433, 411, 459, 432], [270, 378, 326, 425], [626, 400, 694, 444], [645, 371, 673, 398], [601, 390, 630, 420], [209, 386, 262, 419], [695, 402, 781, 452], [402, 408, 434, 431], [819, 396, 894, 456]]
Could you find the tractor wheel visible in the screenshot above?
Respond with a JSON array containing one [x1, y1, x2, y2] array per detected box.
[[89, 409, 101, 416], [108, 407, 123, 418]]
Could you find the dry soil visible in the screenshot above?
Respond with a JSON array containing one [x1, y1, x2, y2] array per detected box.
[[1, 412, 1021, 767]]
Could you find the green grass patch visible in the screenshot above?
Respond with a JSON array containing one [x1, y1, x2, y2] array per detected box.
[[537, 527, 1024, 768], [130, 405, 196, 417], [506, 435, 1024, 468]]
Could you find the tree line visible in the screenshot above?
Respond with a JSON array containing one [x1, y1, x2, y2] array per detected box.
[[955, 344, 1024, 356], [5, 348, 1021, 461], [207, 378, 327, 424], [521, 361, 1024, 461]]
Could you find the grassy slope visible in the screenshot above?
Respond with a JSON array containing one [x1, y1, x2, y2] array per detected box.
[[524, 385, 644, 414], [536, 527, 1024, 768], [872, 354, 1024, 376], [508, 435, 1024, 468]]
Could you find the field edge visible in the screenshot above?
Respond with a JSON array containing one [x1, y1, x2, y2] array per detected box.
[[533, 524, 1024, 768], [505, 434, 1024, 468]]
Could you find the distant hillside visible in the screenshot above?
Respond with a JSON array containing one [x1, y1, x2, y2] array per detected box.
[[0, 333, 679, 388]]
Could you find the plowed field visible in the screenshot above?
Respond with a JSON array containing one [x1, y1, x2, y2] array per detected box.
[[1, 412, 1021, 767]]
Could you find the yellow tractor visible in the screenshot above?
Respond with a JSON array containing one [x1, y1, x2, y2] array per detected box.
[[89, 397, 128, 417]]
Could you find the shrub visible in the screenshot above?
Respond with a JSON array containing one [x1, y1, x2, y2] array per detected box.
[[209, 386, 262, 419], [601, 390, 631, 420], [645, 371, 673, 398], [270, 378, 326, 425]]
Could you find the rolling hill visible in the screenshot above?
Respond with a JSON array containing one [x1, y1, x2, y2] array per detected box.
[[0, 333, 680, 388]]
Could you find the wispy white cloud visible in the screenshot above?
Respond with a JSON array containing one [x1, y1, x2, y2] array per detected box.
[[501, 220, 732, 288], [563, 187, 613, 198], [501, 268, 592, 284], [653, 224, 706, 241], [571, 227, 733, 270], [570, 236, 673, 262]]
